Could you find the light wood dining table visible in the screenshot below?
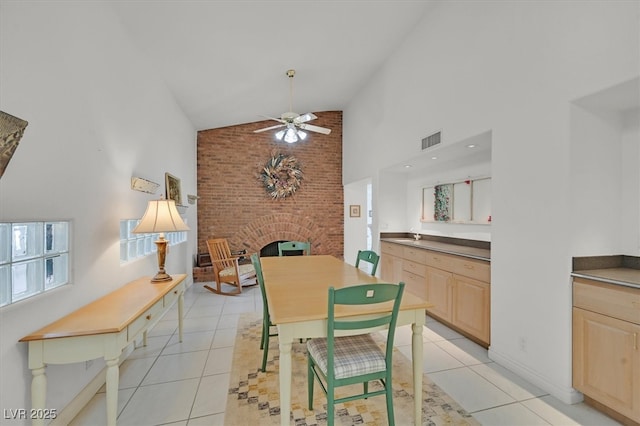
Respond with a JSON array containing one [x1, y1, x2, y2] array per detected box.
[[260, 255, 431, 426]]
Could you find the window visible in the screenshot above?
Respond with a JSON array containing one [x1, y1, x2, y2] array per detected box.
[[0, 221, 70, 307], [119, 219, 187, 263]]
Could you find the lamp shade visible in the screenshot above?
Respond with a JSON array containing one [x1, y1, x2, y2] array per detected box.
[[132, 199, 190, 234]]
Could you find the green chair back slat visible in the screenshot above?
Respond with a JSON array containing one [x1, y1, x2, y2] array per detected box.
[[355, 250, 380, 276], [278, 241, 311, 256]]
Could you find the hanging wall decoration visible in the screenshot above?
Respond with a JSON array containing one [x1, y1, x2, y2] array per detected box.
[[434, 184, 452, 221], [0, 111, 28, 179], [259, 151, 303, 199], [131, 176, 160, 194]]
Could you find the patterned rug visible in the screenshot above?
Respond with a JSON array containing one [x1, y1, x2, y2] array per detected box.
[[225, 314, 479, 425]]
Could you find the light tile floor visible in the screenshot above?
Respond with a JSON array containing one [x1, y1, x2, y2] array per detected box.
[[71, 282, 621, 425]]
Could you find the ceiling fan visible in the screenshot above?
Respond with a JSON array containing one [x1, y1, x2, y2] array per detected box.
[[254, 69, 331, 143]]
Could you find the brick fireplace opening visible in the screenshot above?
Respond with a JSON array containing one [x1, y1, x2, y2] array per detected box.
[[260, 241, 285, 257], [193, 212, 339, 282]]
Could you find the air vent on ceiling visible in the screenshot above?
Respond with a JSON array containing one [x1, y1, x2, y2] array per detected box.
[[421, 131, 441, 150]]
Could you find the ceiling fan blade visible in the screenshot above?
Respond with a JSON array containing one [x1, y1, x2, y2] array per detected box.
[[294, 113, 317, 124], [254, 124, 285, 133], [260, 115, 286, 124], [299, 123, 331, 135]]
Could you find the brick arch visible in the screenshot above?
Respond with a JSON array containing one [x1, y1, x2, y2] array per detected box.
[[230, 213, 329, 256]]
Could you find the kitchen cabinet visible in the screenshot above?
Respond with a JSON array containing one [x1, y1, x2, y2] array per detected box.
[[380, 240, 490, 346], [380, 242, 403, 282], [453, 274, 490, 344], [425, 265, 453, 322], [403, 259, 427, 301], [425, 251, 490, 345], [572, 277, 640, 424]]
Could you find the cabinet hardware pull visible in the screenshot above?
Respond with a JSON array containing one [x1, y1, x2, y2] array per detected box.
[[635, 333, 638, 350], [146, 315, 151, 320], [174, 290, 178, 294]]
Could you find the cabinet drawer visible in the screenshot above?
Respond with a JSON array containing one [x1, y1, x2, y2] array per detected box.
[[128, 299, 164, 340], [403, 246, 427, 263], [164, 281, 185, 307], [573, 278, 640, 325], [450, 256, 490, 283], [403, 260, 426, 277], [424, 251, 455, 271], [381, 242, 403, 257]]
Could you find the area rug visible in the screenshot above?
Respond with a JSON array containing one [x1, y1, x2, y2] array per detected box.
[[225, 313, 479, 426]]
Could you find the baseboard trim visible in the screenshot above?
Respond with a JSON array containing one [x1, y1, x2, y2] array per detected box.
[[489, 347, 583, 405]]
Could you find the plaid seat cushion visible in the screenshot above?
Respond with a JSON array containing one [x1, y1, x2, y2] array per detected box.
[[307, 334, 386, 380], [220, 263, 255, 277]]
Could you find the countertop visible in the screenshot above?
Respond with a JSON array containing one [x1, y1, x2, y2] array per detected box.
[[571, 268, 640, 290], [380, 238, 491, 261]]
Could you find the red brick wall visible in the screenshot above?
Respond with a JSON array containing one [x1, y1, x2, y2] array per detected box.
[[196, 111, 343, 262]]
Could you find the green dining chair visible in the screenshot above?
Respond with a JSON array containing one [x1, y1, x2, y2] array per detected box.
[[307, 282, 405, 426], [250, 253, 278, 372], [355, 249, 380, 276], [277, 240, 311, 256]]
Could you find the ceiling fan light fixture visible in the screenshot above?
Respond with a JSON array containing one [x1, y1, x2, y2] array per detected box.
[[284, 127, 298, 143], [297, 130, 307, 140], [275, 130, 285, 140]]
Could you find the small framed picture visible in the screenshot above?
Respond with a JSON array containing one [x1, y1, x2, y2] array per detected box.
[[165, 173, 183, 205], [349, 204, 361, 218]]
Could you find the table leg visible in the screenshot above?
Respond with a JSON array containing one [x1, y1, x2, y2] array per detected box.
[[412, 319, 424, 425], [277, 325, 293, 426], [105, 357, 119, 426], [31, 366, 46, 426], [178, 291, 184, 342]]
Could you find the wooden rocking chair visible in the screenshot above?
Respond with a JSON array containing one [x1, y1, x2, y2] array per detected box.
[[204, 238, 256, 295]]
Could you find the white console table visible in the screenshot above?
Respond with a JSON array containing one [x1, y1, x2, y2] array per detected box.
[[19, 274, 187, 426]]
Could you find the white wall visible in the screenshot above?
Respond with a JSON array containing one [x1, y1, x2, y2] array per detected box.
[[621, 108, 640, 255], [0, 2, 197, 421], [343, 178, 370, 265], [376, 172, 408, 233], [343, 1, 639, 403], [570, 85, 640, 256]]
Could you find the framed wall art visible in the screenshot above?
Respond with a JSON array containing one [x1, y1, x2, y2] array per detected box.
[[349, 205, 361, 218], [165, 173, 183, 206]]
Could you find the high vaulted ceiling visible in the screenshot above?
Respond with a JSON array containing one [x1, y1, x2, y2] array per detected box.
[[110, 1, 432, 131]]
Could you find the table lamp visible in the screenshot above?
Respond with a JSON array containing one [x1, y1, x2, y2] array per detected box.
[[133, 198, 190, 282]]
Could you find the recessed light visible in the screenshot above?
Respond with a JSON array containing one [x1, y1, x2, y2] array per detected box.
[[431, 156, 438, 160], [404, 165, 412, 168], [467, 144, 476, 148]]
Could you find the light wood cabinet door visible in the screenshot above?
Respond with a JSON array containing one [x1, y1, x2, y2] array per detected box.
[[452, 274, 490, 344], [425, 266, 453, 322], [573, 307, 640, 422], [402, 270, 427, 300], [380, 254, 403, 283]]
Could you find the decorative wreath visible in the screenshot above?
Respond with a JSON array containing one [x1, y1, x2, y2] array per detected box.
[[259, 152, 303, 199]]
